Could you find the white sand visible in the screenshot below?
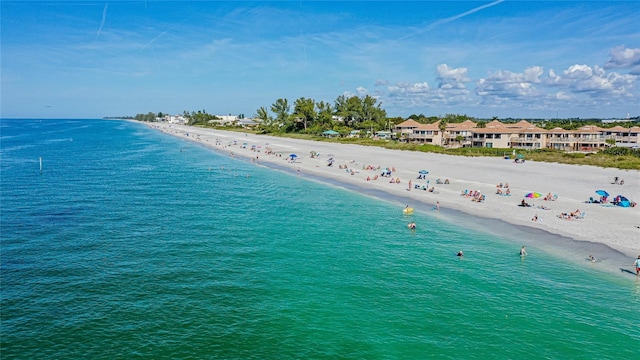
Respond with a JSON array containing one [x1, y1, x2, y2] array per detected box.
[[146, 123, 640, 273]]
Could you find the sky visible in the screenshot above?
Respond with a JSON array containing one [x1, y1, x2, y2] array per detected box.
[[1, 1, 639, 120]]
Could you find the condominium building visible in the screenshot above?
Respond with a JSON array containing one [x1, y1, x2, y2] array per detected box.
[[394, 119, 639, 151]]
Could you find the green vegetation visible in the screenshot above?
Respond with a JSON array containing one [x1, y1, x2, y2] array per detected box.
[[254, 94, 388, 135], [125, 96, 639, 169]]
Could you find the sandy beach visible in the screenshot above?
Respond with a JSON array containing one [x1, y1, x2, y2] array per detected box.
[[146, 122, 640, 274]]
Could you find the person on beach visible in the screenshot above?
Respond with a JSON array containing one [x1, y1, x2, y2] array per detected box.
[[520, 246, 528, 256], [407, 222, 416, 229], [408, 180, 412, 191], [634, 255, 640, 275], [456, 251, 464, 257], [589, 255, 597, 263], [436, 201, 440, 211]]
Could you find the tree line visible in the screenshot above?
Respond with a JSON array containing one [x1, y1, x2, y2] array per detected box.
[[125, 99, 637, 137], [252, 94, 391, 136]]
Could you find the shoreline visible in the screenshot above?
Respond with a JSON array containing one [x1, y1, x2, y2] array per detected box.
[[143, 122, 640, 278]]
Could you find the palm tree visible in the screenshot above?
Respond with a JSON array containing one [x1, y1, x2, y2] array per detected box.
[[254, 106, 270, 124], [293, 97, 316, 131], [438, 118, 448, 146], [315, 101, 333, 129], [271, 98, 290, 126]]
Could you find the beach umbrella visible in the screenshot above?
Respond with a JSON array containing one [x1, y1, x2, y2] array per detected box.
[[615, 195, 631, 207], [418, 170, 429, 174], [525, 192, 542, 198], [289, 153, 298, 158], [595, 190, 609, 197]]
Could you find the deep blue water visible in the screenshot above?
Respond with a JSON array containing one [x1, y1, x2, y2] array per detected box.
[[1, 119, 639, 359]]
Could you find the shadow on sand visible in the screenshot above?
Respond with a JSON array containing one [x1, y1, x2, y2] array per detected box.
[[619, 268, 635, 275]]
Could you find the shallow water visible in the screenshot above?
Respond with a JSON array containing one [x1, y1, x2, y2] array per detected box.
[[1, 119, 639, 359]]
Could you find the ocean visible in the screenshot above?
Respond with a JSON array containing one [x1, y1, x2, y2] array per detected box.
[[1, 119, 638, 359]]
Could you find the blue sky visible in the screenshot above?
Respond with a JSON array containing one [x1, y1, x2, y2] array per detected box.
[[1, 1, 639, 119]]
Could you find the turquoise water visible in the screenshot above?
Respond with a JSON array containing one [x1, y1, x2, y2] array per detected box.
[[1, 119, 639, 359]]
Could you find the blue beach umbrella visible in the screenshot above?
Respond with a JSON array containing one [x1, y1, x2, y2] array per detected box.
[[595, 190, 609, 197], [418, 170, 429, 174], [615, 195, 631, 207], [289, 153, 298, 158]]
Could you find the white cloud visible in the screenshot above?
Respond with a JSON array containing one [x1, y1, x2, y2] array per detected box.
[[544, 64, 638, 96], [604, 45, 640, 74], [360, 47, 639, 117], [554, 91, 573, 100], [436, 64, 470, 89], [475, 67, 542, 99], [547, 69, 562, 85], [387, 82, 430, 96], [523, 66, 544, 83]]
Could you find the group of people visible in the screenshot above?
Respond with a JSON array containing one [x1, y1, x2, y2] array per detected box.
[[380, 167, 396, 177], [457, 189, 488, 203], [587, 255, 640, 275], [613, 176, 625, 185], [413, 183, 436, 192], [586, 195, 608, 204], [495, 182, 514, 196], [557, 209, 584, 220]]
